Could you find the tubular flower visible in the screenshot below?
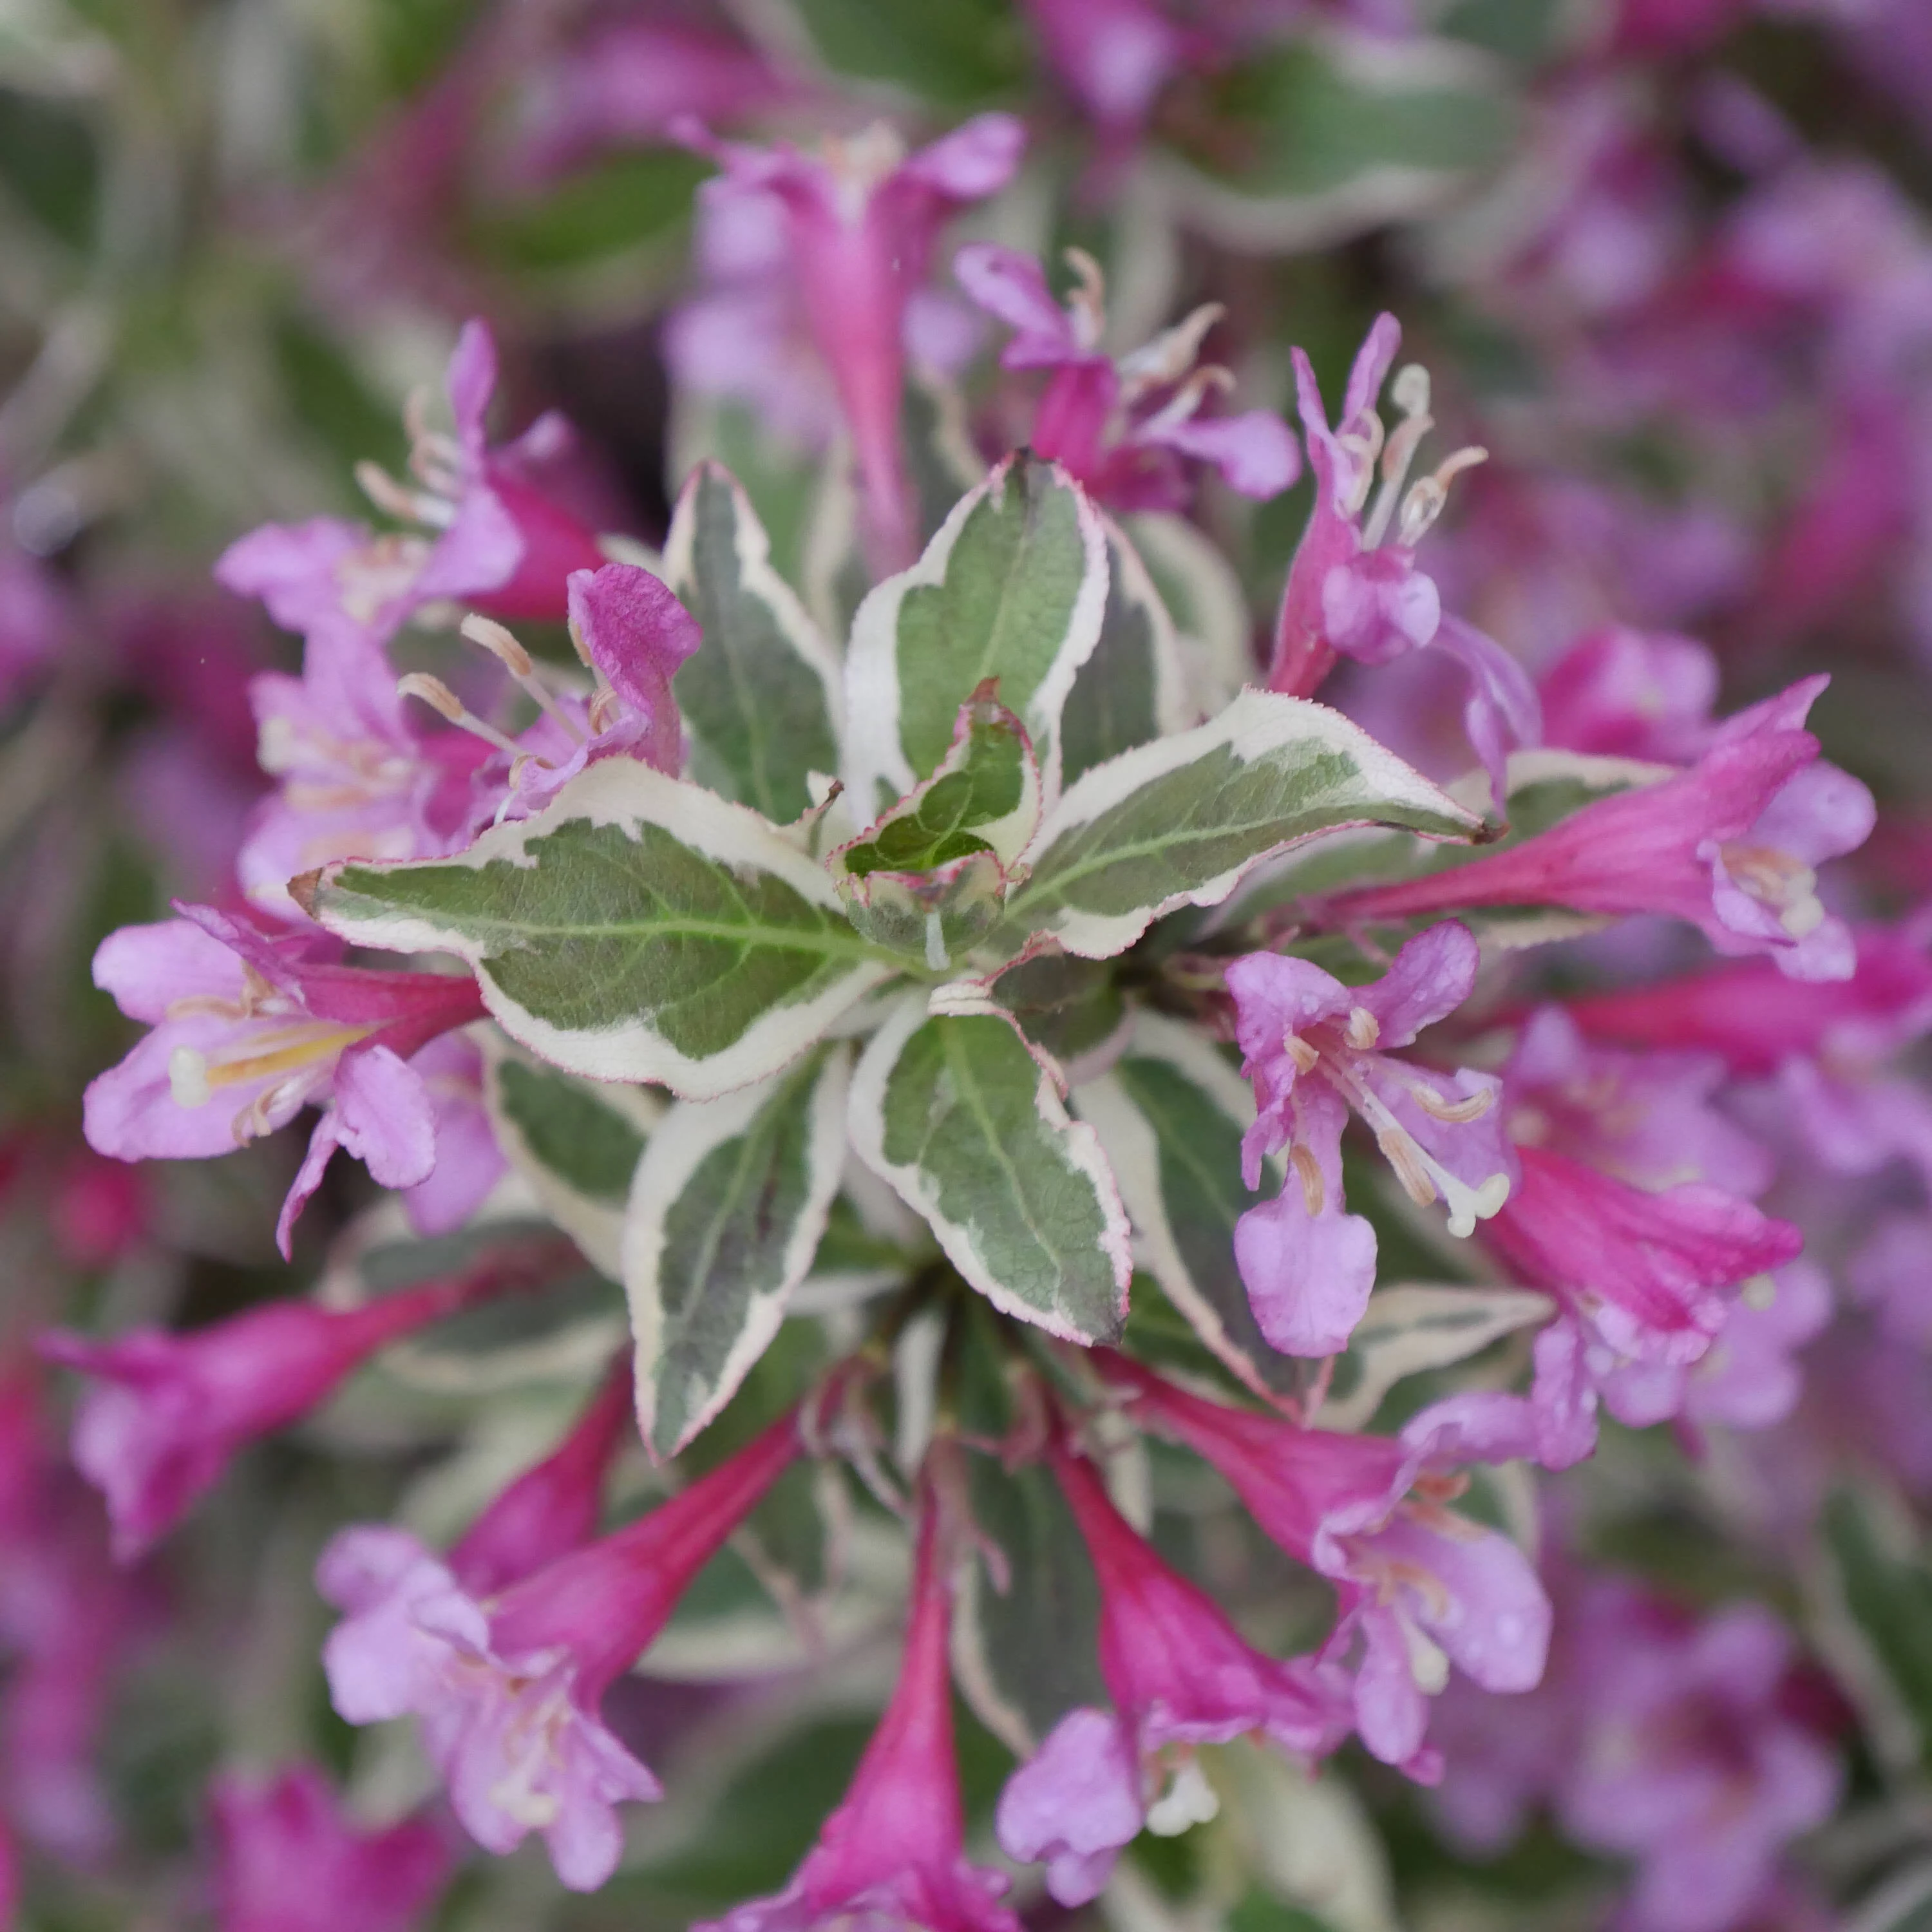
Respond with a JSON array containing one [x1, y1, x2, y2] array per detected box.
[[318, 1411, 799, 1891], [1226, 922, 1513, 1356], [953, 243, 1300, 511], [39, 1267, 513, 1560], [996, 1429, 1350, 1906], [80, 906, 489, 1255], [697, 1460, 1018, 1932], [1106, 1356, 1551, 1778], [1265, 314, 1540, 804], [1329, 678, 1875, 981], [675, 115, 1025, 571], [216, 319, 605, 650], [209, 1766, 450, 1932]]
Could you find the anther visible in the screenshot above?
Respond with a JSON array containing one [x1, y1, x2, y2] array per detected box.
[[1407, 1081, 1494, 1125], [1283, 1033, 1321, 1075], [1345, 1006, 1380, 1050], [397, 674, 531, 761], [1290, 1143, 1325, 1217], [1063, 247, 1108, 352], [462, 614, 587, 744]]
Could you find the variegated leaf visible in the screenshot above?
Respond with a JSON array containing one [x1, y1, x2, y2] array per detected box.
[[480, 1036, 663, 1277], [625, 1045, 850, 1458], [663, 460, 844, 824], [844, 451, 1108, 814], [304, 761, 896, 1099], [995, 687, 1483, 960], [847, 995, 1132, 1342], [1316, 1282, 1553, 1431]]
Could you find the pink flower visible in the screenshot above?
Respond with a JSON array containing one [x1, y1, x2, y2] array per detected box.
[[1331, 678, 1874, 981], [446, 1359, 635, 1598], [319, 1412, 799, 1891], [1504, 1005, 1772, 1200], [996, 1431, 1349, 1906], [1564, 925, 1932, 1076], [1106, 1357, 1550, 1777], [1019, 0, 1200, 151], [1265, 316, 1539, 804], [487, 563, 701, 818], [697, 1461, 1017, 1932], [81, 906, 488, 1255], [953, 243, 1299, 511], [1536, 625, 1720, 763], [216, 319, 605, 651], [1225, 923, 1513, 1355], [1557, 1593, 1840, 1932], [675, 117, 1025, 569], [238, 629, 491, 914], [209, 1766, 450, 1932], [39, 1267, 516, 1560]]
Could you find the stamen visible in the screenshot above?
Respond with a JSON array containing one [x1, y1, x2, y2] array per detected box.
[[1399, 1611, 1450, 1694], [588, 687, 625, 735], [1132, 364, 1234, 437], [354, 461, 451, 529], [191, 1022, 376, 1094], [462, 614, 587, 744], [1318, 1056, 1511, 1236], [1118, 303, 1227, 400], [1361, 369, 1436, 549], [169, 1046, 211, 1109], [1290, 1143, 1325, 1217], [1063, 247, 1108, 353], [1397, 446, 1488, 547], [1145, 1755, 1220, 1836], [1345, 1006, 1380, 1050], [1717, 843, 1824, 937], [1404, 1079, 1494, 1125], [1741, 1272, 1777, 1312], [1282, 1032, 1321, 1075], [397, 674, 533, 762], [1336, 411, 1385, 518]]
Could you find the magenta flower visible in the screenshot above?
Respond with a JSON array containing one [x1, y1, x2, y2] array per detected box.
[[675, 116, 1025, 569], [696, 1464, 1018, 1932], [39, 1269, 502, 1560], [1564, 925, 1932, 1076], [1019, 0, 1198, 154], [319, 1412, 799, 1891], [1504, 1005, 1772, 1200], [996, 1431, 1350, 1906], [81, 906, 488, 1255], [1265, 315, 1539, 804], [216, 319, 605, 652], [447, 1359, 635, 1598], [953, 243, 1300, 512], [1557, 1593, 1840, 1932], [1107, 1356, 1551, 1777], [1331, 678, 1875, 981], [1536, 625, 1720, 764], [238, 629, 491, 914], [1225, 922, 1513, 1356], [209, 1766, 450, 1932], [1487, 1146, 1804, 1368]]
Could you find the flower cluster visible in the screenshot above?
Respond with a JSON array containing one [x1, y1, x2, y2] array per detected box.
[[7, 1, 1932, 1929]]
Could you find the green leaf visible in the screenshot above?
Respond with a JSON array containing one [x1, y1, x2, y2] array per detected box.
[[665, 460, 844, 824], [625, 1047, 850, 1459], [482, 1037, 663, 1277], [984, 949, 1128, 1071], [791, 0, 1025, 107], [466, 147, 705, 272], [1823, 1486, 1932, 1774], [1161, 35, 1516, 251], [1316, 1283, 1551, 1431], [954, 1457, 1108, 1754], [836, 687, 1041, 876], [845, 451, 1109, 810], [996, 688, 1483, 959], [1059, 516, 1196, 785], [848, 997, 1132, 1341], [306, 761, 896, 1099], [1075, 1012, 1301, 1399], [835, 850, 1010, 970]]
